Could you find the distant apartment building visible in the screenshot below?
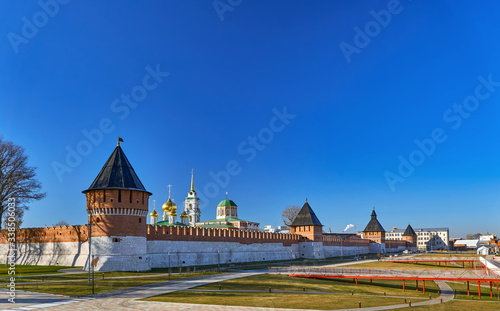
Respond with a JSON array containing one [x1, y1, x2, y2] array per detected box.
[[386, 227, 449, 251], [263, 225, 290, 233]]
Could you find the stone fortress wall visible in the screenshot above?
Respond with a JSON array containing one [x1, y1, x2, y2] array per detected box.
[[0, 224, 388, 270]]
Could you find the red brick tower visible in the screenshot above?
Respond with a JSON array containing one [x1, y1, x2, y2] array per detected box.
[[82, 139, 152, 271], [289, 199, 323, 242], [362, 207, 386, 244], [402, 223, 417, 248]]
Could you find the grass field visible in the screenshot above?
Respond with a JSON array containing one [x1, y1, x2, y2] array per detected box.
[[0, 265, 74, 277], [414, 253, 481, 258], [341, 260, 469, 270], [144, 273, 440, 310], [145, 291, 408, 310], [392, 300, 500, 310], [445, 281, 500, 302], [202, 274, 440, 297], [8, 271, 219, 296]]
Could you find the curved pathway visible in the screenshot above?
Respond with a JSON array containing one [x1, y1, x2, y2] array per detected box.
[[1, 261, 456, 311]]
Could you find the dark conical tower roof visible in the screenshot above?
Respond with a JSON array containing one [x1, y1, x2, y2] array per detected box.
[[363, 207, 385, 232], [291, 199, 323, 226], [403, 223, 416, 236], [83, 144, 151, 194]]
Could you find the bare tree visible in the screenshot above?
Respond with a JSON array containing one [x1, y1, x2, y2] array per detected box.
[[0, 137, 46, 230], [55, 220, 69, 227], [281, 205, 300, 226], [466, 233, 481, 240]]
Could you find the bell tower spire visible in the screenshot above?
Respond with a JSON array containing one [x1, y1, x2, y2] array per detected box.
[[191, 169, 195, 193], [184, 169, 201, 226]]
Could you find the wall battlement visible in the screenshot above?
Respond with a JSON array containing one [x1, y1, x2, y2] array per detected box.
[[385, 240, 408, 249], [147, 225, 300, 246], [0, 225, 89, 244], [322, 235, 370, 247]]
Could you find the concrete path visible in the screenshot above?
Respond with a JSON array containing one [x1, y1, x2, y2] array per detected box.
[[0, 271, 263, 311], [0, 278, 453, 311], [0, 259, 456, 311]]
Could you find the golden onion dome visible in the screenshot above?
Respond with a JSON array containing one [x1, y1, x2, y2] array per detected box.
[[162, 198, 174, 212], [180, 211, 188, 218], [150, 209, 159, 217]]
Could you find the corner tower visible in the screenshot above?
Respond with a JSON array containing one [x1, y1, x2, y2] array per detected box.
[[82, 140, 152, 271]]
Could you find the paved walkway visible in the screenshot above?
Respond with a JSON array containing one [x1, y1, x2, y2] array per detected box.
[[0, 271, 263, 311], [0, 260, 456, 311]]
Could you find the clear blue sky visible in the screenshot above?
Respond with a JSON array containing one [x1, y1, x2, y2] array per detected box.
[[1, 1, 499, 238]]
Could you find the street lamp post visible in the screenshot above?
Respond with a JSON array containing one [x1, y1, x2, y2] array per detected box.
[[91, 254, 95, 295], [217, 250, 220, 273], [87, 219, 92, 285], [168, 252, 171, 281], [341, 238, 344, 259]]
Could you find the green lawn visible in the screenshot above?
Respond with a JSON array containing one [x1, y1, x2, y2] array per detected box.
[[446, 281, 500, 302], [11, 271, 219, 296], [0, 265, 75, 277], [186, 274, 440, 298], [392, 300, 500, 311], [414, 253, 481, 258], [341, 260, 469, 270], [144, 291, 408, 310]]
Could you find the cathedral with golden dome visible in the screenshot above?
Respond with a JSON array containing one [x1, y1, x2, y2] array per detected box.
[[149, 171, 259, 230]]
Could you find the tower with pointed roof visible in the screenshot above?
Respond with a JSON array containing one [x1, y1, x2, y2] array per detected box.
[[82, 139, 152, 271], [362, 207, 386, 247], [289, 199, 323, 242], [402, 223, 417, 247], [183, 170, 200, 226]]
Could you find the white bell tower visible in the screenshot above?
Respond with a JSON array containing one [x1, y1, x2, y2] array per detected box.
[[184, 169, 201, 226]]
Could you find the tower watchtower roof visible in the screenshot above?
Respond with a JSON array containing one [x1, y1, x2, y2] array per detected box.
[[290, 200, 323, 227], [403, 223, 416, 236], [83, 145, 151, 194], [363, 208, 385, 232]]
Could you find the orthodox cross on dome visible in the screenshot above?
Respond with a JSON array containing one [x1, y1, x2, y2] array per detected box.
[[168, 184, 172, 199], [153, 199, 156, 209], [226, 191, 228, 199]]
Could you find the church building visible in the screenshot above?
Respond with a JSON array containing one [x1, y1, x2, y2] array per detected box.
[[196, 195, 260, 230]]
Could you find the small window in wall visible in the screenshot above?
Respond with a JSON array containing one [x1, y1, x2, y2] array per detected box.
[[142, 192, 144, 204], [95, 217, 100, 223], [103, 190, 106, 202], [113, 238, 120, 242], [118, 190, 121, 203], [129, 191, 132, 203], [110, 198, 114, 202], [139, 218, 142, 223]]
